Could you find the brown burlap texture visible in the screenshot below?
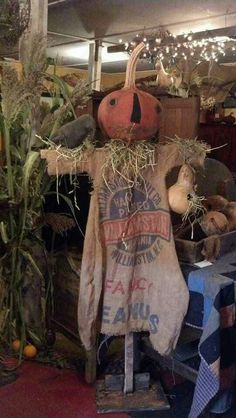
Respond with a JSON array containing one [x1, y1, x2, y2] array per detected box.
[[77, 143, 205, 355]]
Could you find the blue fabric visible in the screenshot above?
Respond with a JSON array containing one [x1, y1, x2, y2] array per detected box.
[[189, 358, 219, 418], [181, 252, 236, 418]]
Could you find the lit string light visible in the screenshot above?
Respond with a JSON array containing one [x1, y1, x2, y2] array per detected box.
[[122, 29, 236, 65]]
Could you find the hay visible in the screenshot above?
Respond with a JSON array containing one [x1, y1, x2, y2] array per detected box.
[[101, 139, 157, 189], [165, 135, 210, 163], [182, 193, 206, 239], [38, 135, 95, 211], [43, 135, 95, 161]]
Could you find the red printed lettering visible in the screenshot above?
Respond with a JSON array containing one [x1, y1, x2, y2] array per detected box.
[[112, 280, 125, 295], [101, 210, 170, 245], [105, 277, 152, 295]]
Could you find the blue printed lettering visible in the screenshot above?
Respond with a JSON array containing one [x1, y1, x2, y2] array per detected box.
[[102, 306, 111, 324]]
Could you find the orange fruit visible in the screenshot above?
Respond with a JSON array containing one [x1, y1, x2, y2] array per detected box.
[[12, 339, 21, 352], [23, 344, 37, 359]]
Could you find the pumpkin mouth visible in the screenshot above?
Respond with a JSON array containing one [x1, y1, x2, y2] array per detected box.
[[130, 92, 141, 123]]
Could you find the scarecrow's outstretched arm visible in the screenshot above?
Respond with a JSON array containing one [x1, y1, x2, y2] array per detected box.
[[40, 148, 104, 179]]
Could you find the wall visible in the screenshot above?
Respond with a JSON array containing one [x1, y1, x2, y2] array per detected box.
[[101, 69, 156, 89], [0, 60, 155, 89]]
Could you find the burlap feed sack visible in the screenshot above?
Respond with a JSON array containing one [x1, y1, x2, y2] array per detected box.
[[77, 143, 205, 355]]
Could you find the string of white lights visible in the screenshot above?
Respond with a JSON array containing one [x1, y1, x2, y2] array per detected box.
[[118, 29, 236, 65]]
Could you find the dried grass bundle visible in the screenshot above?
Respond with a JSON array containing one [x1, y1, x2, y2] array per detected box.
[[102, 139, 156, 188], [1, 65, 30, 125], [20, 32, 48, 96], [39, 79, 92, 139], [0, 0, 30, 46], [173, 192, 207, 240], [166, 135, 210, 163], [44, 135, 95, 160], [70, 79, 92, 109], [182, 193, 206, 222], [40, 136, 95, 210], [1, 33, 47, 126]]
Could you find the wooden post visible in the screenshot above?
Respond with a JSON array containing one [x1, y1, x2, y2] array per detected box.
[[124, 332, 134, 393], [19, 0, 48, 59], [28, 0, 48, 36], [88, 40, 102, 91]]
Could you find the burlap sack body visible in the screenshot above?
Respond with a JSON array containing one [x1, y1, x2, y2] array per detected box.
[[78, 143, 203, 355]]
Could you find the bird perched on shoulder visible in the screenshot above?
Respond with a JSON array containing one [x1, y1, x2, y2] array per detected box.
[[51, 114, 96, 149]]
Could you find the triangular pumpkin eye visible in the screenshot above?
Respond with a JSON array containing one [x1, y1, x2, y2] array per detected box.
[[109, 98, 117, 106]]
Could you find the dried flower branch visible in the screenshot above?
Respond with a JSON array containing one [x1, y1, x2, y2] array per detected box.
[[0, 0, 30, 46]]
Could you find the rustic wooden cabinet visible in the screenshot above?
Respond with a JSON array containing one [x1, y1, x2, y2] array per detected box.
[[159, 96, 200, 140], [199, 123, 236, 172]]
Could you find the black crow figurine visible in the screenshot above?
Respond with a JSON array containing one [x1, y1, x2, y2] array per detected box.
[[51, 114, 96, 148]]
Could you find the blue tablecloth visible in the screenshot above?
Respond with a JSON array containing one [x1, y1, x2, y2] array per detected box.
[[181, 251, 236, 418]]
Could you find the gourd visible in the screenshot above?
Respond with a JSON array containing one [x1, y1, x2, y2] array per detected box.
[[98, 42, 162, 142], [222, 201, 236, 231], [200, 211, 229, 236], [203, 195, 228, 212], [168, 164, 195, 215]]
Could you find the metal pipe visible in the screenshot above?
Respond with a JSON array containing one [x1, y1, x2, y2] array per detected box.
[[47, 30, 89, 42], [48, 0, 68, 6]]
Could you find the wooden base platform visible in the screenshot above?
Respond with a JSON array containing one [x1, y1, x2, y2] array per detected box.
[[96, 379, 170, 414]]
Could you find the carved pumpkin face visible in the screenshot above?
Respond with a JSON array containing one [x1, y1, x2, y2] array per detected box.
[[98, 42, 162, 142], [98, 87, 162, 142]]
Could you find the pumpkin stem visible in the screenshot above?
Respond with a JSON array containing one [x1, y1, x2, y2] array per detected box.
[[124, 42, 145, 89]]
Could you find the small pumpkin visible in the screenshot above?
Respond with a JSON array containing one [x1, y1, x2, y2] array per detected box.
[[12, 339, 21, 352], [23, 344, 37, 359], [98, 42, 162, 142]]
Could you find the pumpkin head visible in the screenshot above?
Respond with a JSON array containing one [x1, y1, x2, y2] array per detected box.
[[98, 43, 162, 142]]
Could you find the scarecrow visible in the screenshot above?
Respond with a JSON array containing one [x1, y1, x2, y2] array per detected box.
[[41, 43, 208, 357]]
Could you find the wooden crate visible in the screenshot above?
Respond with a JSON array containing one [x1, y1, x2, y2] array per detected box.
[[52, 250, 82, 337], [175, 223, 236, 264], [50, 250, 97, 384]]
